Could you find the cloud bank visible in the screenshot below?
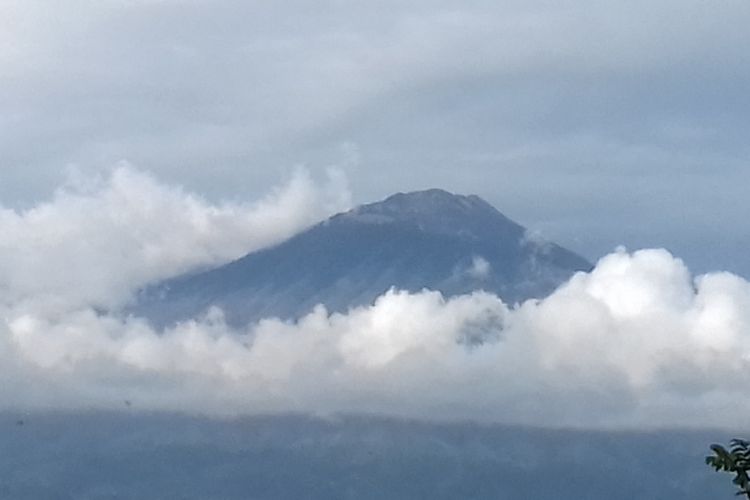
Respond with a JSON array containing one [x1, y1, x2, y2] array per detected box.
[[0, 168, 748, 430], [0, 164, 350, 313]]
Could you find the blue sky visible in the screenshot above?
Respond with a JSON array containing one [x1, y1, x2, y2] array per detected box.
[[2, 0, 749, 275]]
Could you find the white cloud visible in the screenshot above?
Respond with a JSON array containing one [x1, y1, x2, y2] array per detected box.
[[467, 256, 491, 280], [0, 164, 350, 314], [0, 168, 747, 430], [0, 171, 747, 432]]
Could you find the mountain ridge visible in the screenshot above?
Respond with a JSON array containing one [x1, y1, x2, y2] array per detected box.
[[133, 189, 592, 328]]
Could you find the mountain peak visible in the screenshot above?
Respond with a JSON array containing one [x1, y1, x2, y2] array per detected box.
[[366, 189, 491, 214], [134, 189, 592, 328], [335, 188, 522, 242]]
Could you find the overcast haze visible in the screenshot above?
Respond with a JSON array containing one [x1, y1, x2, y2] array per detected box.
[[2, 0, 750, 275]]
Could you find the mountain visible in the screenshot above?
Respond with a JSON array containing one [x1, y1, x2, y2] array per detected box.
[[133, 189, 592, 327]]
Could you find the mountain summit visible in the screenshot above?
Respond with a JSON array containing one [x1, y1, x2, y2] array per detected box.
[[134, 189, 592, 327], [337, 189, 522, 241]]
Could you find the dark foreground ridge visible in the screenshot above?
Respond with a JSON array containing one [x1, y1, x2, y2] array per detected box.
[[134, 189, 592, 327], [0, 412, 732, 499]]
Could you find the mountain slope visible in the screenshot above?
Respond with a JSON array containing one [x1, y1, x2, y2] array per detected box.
[[134, 189, 591, 327]]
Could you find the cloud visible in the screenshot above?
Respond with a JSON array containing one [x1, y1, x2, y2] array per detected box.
[[4, 0, 750, 430], [0, 168, 747, 432], [0, 164, 350, 314], [467, 256, 491, 280], [1, 0, 749, 274]]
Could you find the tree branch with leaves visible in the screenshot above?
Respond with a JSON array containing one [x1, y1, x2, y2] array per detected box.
[[707, 439, 750, 498]]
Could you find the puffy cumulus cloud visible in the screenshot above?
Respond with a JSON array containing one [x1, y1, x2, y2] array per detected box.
[[0, 164, 350, 314], [1, 230, 749, 428]]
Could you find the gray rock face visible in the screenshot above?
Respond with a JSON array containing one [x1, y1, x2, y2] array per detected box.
[[133, 189, 592, 328]]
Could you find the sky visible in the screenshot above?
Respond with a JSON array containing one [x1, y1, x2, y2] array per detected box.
[[1, 1, 750, 429], [1, 0, 749, 275]]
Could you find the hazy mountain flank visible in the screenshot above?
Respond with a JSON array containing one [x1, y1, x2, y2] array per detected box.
[[134, 189, 591, 327]]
